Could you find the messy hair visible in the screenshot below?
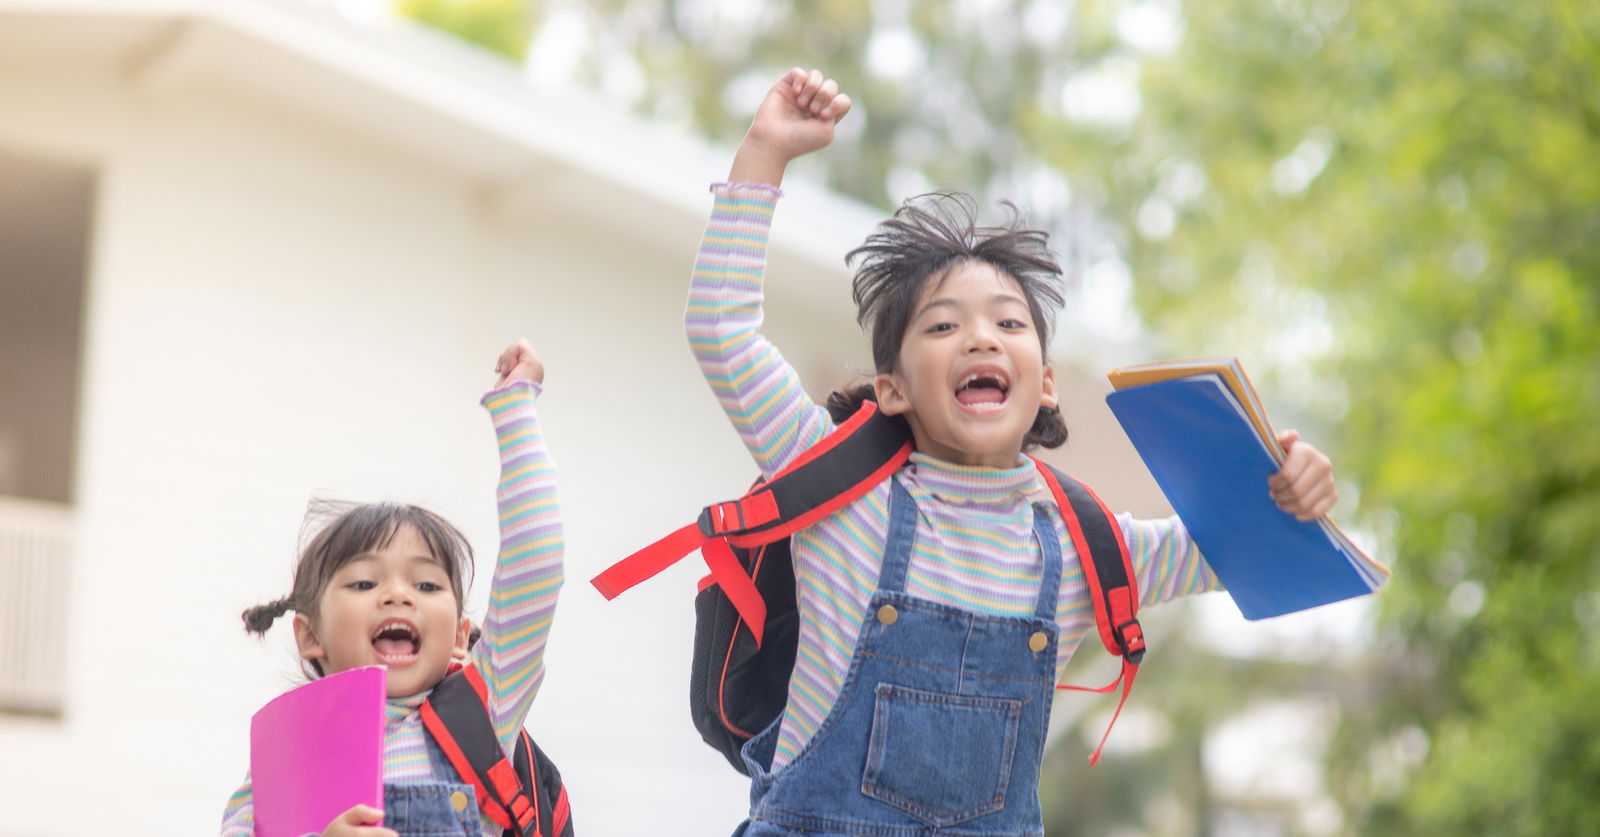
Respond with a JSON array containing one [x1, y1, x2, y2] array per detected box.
[[831, 193, 1069, 449], [241, 500, 475, 678]]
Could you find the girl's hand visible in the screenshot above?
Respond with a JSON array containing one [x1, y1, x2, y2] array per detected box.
[[730, 68, 853, 185], [321, 804, 397, 837], [493, 338, 544, 388], [1268, 429, 1337, 521]]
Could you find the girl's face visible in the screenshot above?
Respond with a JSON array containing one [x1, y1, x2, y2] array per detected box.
[[873, 261, 1057, 468], [293, 523, 470, 698]]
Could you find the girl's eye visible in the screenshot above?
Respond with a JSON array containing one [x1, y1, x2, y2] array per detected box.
[[416, 581, 444, 593], [926, 322, 956, 334], [347, 580, 376, 591], [999, 319, 1027, 329]]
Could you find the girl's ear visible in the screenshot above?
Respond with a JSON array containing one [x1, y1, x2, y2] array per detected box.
[[873, 372, 912, 416], [292, 612, 325, 662], [452, 616, 472, 662], [1040, 365, 1058, 410]]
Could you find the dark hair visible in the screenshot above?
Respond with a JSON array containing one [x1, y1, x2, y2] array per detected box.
[[837, 192, 1069, 450], [241, 500, 475, 677]]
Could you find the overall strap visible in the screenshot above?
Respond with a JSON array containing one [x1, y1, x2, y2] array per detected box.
[[1030, 503, 1065, 621], [419, 664, 543, 837], [875, 478, 921, 593]]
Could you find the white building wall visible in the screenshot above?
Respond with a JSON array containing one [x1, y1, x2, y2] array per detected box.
[[0, 61, 814, 836], [0, 7, 1172, 835]]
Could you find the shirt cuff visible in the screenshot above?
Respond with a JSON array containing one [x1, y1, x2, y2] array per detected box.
[[710, 181, 784, 198], [481, 378, 542, 406]]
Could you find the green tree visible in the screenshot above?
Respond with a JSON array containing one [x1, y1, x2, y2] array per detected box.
[[1062, 0, 1600, 833], [396, 0, 535, 60]]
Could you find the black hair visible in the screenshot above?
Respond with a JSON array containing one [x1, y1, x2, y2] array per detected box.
[[833, 192, 1069, 449], [241, 500, 475, 678]]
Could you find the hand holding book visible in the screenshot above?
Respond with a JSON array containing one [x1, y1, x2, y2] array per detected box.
[[1268, 428, 1337, 522], [1106, 358, 1389, 620]]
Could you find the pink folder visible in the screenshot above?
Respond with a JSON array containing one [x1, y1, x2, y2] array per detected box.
[[250, 665, 386, 837]]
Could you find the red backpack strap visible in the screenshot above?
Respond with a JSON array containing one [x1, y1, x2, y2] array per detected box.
[[420, 664, 543, 836], [1031, 459, 1147, 765], [590, 401, 912, 642]]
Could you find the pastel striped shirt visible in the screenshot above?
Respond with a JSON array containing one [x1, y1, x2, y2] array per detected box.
[[221, 380, 564, 836], [687, 183, 1221, 770]]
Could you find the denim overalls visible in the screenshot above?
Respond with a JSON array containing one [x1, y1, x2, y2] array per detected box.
[[736, 479, 1064, 837], [376, 726, 484, 837]]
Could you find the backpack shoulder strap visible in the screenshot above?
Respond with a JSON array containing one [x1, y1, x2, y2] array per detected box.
[[591, 402, 912, 638], [419, 663, 544, 837], [518, 731, 574, 837], [702, 400, 912, 548], [1030, 459, 1147, 767], [1033, 462, 1145, 664]]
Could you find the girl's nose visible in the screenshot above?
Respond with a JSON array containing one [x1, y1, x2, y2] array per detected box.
[[965, 323, 1001, 353], [380, 582, 414, 606]]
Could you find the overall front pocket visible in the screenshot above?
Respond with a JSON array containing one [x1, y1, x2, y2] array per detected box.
[[860, 683, 1023, 826]]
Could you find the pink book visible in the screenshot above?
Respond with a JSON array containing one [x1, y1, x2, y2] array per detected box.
[[250, 666, 386, 837]]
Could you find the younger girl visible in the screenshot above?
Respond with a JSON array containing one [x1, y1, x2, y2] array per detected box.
[[688, 69, 1337, 836], [221, 338, 565, 837]]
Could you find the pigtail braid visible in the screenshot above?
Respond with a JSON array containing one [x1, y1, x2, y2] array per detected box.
[[1026, 405, 1069, 450], [241, 597, 294, 635], [825, 383, 878, 424]]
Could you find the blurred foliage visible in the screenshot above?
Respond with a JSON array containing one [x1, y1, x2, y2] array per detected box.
[[395, 0, 535, 60], [398, 0, 1600, 833], [1070, 0, 1600, 834], [532, 0, 1119, 211]]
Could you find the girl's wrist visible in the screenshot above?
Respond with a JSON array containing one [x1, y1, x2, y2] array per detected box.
[[729, 138, 791, 187]]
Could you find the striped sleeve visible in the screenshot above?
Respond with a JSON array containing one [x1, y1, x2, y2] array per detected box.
[[1118, 513, 1222, 606], [218, 773, 253, 835], [684, 182, 834, 477], [473, 379, 565, 751]]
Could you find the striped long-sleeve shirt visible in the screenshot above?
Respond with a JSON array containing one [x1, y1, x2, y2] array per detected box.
[[687, 183, 1222, 770], [220, 380, 564, 836]]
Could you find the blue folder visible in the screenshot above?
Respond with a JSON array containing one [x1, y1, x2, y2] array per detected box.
[[1107, 373, 1385, 620]]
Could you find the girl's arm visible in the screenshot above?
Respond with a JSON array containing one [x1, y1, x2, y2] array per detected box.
[[686, 69, 854, 477], [218, 775, 254, 836], [1119, 514, 1222, 607], [470, 339, 565, 752]]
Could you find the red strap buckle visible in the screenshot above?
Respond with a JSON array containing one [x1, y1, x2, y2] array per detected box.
[[1116, 619, 1146, 662]]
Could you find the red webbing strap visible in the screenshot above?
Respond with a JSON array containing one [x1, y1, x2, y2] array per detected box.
[[552, 785, 571, 835], [462, 660, 492, 705], [591, 523, 704, 600], [515, 730, 546, 837], [1056, 658, 1140, 766], [701, 536, 767, 645], [589, 523, 768, 643]]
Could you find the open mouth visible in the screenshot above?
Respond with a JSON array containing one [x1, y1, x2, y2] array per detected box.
[[955, 370, 1010, 410], [371, 619, 420, 664]]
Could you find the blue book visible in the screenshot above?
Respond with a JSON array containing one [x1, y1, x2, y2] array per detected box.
[[1106, 360, 1388, 620]]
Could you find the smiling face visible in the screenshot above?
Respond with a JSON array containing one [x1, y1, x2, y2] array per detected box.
[[873, 260, 1057, 468], [293, 523, 470, 698]]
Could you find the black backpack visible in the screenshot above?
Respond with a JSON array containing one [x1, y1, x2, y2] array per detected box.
[[419, 662, 574, 836], [592, 401, 1147, 773]]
